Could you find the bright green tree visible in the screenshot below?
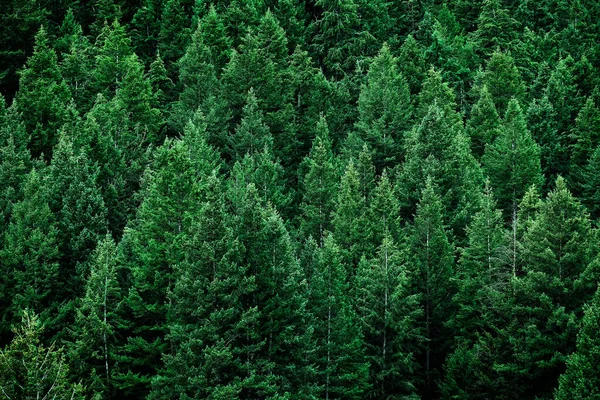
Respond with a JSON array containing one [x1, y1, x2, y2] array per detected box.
[[15, 26, 71, 160], [480, 50, 526, 116]]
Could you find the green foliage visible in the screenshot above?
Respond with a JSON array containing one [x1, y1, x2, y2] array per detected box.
[[16, 26, 71, 160], [466, 85, 502, 158], [482, 98, 543, 218], [0, 310, 84, 399], [555, 287, 600, 400]]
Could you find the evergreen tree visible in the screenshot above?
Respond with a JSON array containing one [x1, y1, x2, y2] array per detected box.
[[332, 159, 369, 268], [49, 136, 108, 297], [472, 0, 519, 56], [92, 20, 134, 98], [16, 26, 71, 160], [230, 89, 274, 160], [555, 287, 600, 400], [581, 146, 600, 220], [70, 235, 122, 398], [299, 116, 338, 246], [482, 98, 543, 219], [0, 169, 60, 335], [311, 0, 361, 79], [158, 0, 192, 71], [408, 178, 455, 398], [354, 232, 422, 399], [354, 43, 412, 171], [398, 35, 428, 96], [466, 85, 502, 158], [115, 139, 200, 398], [481, 50, 526, 116], [368, 170, 401, 247], [570, 97, 600, 194], [309, 235, 369, 399], [511, 176, 596, 397], [0, 310, 84, 399]]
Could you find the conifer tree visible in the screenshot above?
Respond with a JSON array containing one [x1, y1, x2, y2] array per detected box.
[[148, 53, 175, 113], [158, 0, 192, 71], [354, 232, 422, 398], [93, 20, 134, 97], [581, 146, 600, 219], [482, 98, 543, 219], [311, 0, 361, 79], [299, 116, 338, 246], [70, 235, 122, 398], [0, 311, 84, 399], [332, 159, 369, 268], [481, 51, 526, 116], [398, 35, 427, 96], [472, 0, 519, 56], [368, 170, 401, 247], [130, 0, 162, 63], [510, 177, 596, 397], [354, 44, 412, 171], [555, 287, 600, 400], [115, 139, 200, 397], [310, 235, 369, 399], [16, 26, 71, 160], [570, 97, 600, 193], [49, 136, 108, 298], [0, 169, 60, 335], [466, 85, 502, 158], [408, 178, 455, 397], [230, 89, 274, 160], [527, 95, 560, 182]]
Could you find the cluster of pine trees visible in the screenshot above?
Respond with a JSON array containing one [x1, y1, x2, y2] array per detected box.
[[1, 0, 600, 398]]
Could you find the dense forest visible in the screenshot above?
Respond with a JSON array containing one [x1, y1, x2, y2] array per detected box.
[[1, 0, 600, 398]]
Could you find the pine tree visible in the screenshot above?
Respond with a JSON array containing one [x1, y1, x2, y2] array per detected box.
[[158, 0, 192, 71], [354, 43, 412, 171], [398, 35, 428, 96], [0, 104, 30, 235], [570, 97, 600, 194], [230, 89, 274, 160], [0, 310, 84, 399], [299, 116, 338, 246], [408, 178, 455, 398], [115, 139, 200, 398], [450, 180, 511, 341], [0, 169, 60, 336], [482, 98, 543, 219], [309, 235, 370, 399], [354, 232, 422, 399], [148, 53, 175, 113], [332, 159, 369, 268], [555, 287, 600, 400], [481, 51, 526, 116], [472, 0, 519, 56], [92, 20, 134, 97], [527, 95, 561, 186], [173, 13, 223, 131], [311, 0, 361, 79], [581, 146, 600, 219], [368, 170, 401, 247], [130, 0, 162, 63], [511, 177, 596, 397], [149, 173, 255, 399], [466, 85, 502, 158], [16, 26, 71, 160], [70, 235, 122, 398]]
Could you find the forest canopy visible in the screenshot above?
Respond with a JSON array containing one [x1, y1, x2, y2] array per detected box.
[[1, 0, 600, 399]]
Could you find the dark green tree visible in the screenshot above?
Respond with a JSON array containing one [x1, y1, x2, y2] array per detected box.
[[555, 287, 600, 400], [354, 232, 422, 399], [408, 178, 455, 398], [299, 116, 338, 246], [480, 50, 526, 116], [309, 235, 369, 399], [115, 139, 200, 398], [0, 169, 60, 335], [70, 235, 122, 399], [570, 97, 600, 194], [482, 98, 543, 219], [354, 43, 412, 171], [466, 85, 502, 158], [472, 0, 519, 56]]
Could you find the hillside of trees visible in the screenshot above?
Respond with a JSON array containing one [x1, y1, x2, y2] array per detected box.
[[1, 0, 600, 398]]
